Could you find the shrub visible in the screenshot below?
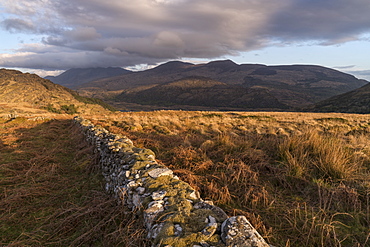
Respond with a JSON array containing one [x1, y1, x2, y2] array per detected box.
[[44, 103, 61, 113], [72, 94, 117, 111], [61, 104, 78, 114]]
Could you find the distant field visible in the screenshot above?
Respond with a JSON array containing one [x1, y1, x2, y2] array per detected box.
[[91, 111, 370, 247]]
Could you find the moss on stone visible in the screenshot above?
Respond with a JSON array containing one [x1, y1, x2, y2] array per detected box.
[[194, 208, 227, 223], [165, 198, 193, 216], [131, 160, 153, 170], [132, 148, 156, 161], [145, 175, 173, 190], [156, 231, 222, 247], [162, 211, 188, 224], [156, 222, 175, 239]]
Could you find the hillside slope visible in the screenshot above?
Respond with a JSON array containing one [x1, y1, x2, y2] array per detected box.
[[77, 60, 367, 109], [309, 83, 370, 113], [117, 76, 289, 110], [0, 69, 113, 114], [45, 67, 132, 89]]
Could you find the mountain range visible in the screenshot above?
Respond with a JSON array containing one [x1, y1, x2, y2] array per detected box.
[[44, 60, 369, 112]]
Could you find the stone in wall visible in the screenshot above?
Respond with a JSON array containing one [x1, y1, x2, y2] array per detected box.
[[74, 116, 270, 247], [221, 216, 269, 247]]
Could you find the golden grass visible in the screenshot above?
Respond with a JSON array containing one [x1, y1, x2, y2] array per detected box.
[[0, 116, 148, 246], [91, 110, 370, 247], [279, 128, 362, 180]]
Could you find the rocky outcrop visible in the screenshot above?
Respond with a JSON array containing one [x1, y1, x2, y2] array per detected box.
[[74, 116, 270, 247]]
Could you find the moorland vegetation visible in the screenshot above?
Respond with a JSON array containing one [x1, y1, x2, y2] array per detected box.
[[91, 111, 370, 246]]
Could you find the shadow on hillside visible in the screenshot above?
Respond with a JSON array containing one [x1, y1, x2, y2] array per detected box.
[[0, 118, 70, 163]]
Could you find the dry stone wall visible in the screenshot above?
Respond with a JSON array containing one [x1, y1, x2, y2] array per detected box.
[[74, 116, 270, 247]]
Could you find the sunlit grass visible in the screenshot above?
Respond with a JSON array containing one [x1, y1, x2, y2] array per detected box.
[[92, 110, 370, 247]]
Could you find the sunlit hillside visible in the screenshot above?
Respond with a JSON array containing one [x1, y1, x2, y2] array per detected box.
[[0, 69, 115, 115]]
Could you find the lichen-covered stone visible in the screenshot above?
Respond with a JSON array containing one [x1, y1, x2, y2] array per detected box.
[[201, 223, 218, 239], [148, 168, 173, 178], [136, 186, 146, 194], [152, 190, 167, 200], [174, 224, 183, 236], [221, 216, 269, 247], [145, 200, 165, 228], [194, 201, 228, 221]]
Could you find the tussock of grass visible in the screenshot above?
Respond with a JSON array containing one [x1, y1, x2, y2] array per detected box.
[[92, 111, 370, 247], [279, 128, 361, 180]]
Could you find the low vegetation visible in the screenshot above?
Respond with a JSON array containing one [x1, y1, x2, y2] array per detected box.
[[91, 111, 370, 247], [72, 93, 117, 112], [0, 116, 147, 246]]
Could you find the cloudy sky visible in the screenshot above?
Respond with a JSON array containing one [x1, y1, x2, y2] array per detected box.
[[0, 0, 370, 79]]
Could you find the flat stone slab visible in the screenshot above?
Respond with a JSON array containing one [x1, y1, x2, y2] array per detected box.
[[148, 168, 173, 178], [221, 216, 270, 247], [152, 190, 167, 200]]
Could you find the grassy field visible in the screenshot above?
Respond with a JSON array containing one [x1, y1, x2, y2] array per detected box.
[[0, 116, 148, 246], [90, 111, 370, 247], [1, 111, 369, 247]]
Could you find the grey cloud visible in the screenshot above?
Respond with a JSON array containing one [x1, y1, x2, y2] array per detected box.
[[268, 0, 370, 43], [42, 36, 67, 47], [1, 0, 65, 35], [41, 27, 102, 47], [349, 70, 370, 81], [334, 65, 356, 70], [1, 18, 35, 33], [352, 70, 370, 76], [64, 27, 101, 42], [0, 49, 162, 70], [1, 0, 370, 70]]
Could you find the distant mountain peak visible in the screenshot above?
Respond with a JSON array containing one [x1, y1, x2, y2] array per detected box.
[[45, 67, 132, 89], [203, 59, 239, 72], [150, 61, 194, 72], [206, 59, 238, 66]]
